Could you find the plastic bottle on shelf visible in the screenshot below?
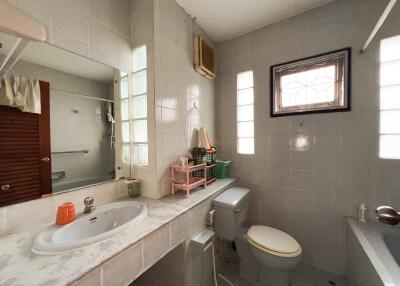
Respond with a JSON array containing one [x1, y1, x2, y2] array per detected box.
[[359, 202, 367, 222]]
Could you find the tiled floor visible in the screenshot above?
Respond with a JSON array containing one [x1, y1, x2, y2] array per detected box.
[[216, 253, 345, 286]]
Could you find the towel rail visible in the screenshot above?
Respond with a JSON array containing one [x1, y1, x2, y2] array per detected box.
[[52, 149, 89, 155], [360, 0, 397, 54]]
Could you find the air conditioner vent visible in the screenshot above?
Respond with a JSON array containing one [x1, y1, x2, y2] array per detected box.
[[194, 36, 215, 79]]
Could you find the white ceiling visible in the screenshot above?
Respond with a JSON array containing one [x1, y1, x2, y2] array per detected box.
[[176, 0, 335, 43]]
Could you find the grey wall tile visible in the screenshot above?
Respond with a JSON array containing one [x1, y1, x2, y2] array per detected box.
[[215, 0, 400, 276], [153, 0, 216, 198], [10, 0, 131, 67]]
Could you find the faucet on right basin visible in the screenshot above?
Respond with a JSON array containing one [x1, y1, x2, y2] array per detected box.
[[83, 197, 96, 214], [376, 206, 400, 225]]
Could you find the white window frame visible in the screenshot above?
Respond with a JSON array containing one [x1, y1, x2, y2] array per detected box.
[[379, 35, 400, 159], [237, 70, 255, 155], [115, 70, 131, 178], [131, 45, 148, 166]]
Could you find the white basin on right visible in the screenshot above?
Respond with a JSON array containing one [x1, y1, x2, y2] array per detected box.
[[32, 201, 147, 254]]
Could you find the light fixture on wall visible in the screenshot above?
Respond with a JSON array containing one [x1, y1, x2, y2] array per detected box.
[[291, 134, 310, 151]]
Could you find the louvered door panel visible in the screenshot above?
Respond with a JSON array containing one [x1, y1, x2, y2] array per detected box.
[[0, 81, 51, 206]]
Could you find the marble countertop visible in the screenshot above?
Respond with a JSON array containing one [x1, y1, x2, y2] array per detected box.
[[0, 178, 235, 286]]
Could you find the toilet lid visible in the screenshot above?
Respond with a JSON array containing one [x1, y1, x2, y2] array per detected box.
[[247, 225, 301, 255]]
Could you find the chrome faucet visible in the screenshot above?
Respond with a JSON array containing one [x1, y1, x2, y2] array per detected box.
[[376, 206, 400, 225], [83, 197, 96, 214]]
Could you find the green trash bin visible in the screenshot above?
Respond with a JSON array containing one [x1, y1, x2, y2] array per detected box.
[[213, 160, 232, 179]]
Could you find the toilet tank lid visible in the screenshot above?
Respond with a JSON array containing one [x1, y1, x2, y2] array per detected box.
[[213, 187, 250, 210]]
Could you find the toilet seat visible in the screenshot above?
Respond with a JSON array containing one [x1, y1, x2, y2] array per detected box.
[[247, 225, 302, 258]]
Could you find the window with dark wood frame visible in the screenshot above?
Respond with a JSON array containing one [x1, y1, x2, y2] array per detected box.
[[270, 48, 351, 117]]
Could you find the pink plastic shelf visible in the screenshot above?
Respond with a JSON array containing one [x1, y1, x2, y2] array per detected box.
[[171, 163, 207, 196], [172, 163, 206, 173], [173, 177, 206, 191]]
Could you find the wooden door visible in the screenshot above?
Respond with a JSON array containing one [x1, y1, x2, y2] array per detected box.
[[0, 80, 51, 206]]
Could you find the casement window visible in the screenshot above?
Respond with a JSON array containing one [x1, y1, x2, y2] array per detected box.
[[271, 48, 351, 116], [237, 71, 255, 154], [380, 35, 400, 159]]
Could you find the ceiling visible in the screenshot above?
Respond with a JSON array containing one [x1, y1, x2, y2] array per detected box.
[[0, 32, 114, 83], [176, 0, 335, 43]]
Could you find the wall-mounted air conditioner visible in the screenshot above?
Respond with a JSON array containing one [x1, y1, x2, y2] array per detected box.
[[194, 36, 215, 79]]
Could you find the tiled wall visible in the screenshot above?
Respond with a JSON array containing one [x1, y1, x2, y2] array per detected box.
[[0, 0, 132, 232], [11, 58, 114, 189], [128, 0, 216, 199], [216, 0, 400, 276], [9, 0, 216, 201], [9, 0, 132, 73], [51, 92, 115, 188], [129, 0, 158, 198], [153, 0, 216, 198]]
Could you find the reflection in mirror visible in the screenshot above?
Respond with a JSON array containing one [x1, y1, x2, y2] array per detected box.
[[0, 31, 129, 206]]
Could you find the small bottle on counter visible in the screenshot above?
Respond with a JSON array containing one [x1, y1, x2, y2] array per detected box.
[[359, 202, 367, 222]]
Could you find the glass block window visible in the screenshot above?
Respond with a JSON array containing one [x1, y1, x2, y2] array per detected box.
[[237, 71, 255, 154], [380, 35, 400, 159], [133, 46, 147, 72], [122, 144, 130, 165], [119, 71, 130, 164], [132, 70, 147, 95], [132, 95, 147, 119], [133, 144, 148, 166], [120, 76, 128, 99], [271, 48, 350, 116], [131, 45, 148, 166]]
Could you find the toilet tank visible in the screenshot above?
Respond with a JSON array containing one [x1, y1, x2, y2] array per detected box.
[[212, 187, 250, 241]]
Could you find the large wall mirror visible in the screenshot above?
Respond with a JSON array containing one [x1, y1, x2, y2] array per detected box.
[[0, 31, 131, 206]]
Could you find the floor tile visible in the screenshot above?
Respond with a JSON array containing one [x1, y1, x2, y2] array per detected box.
[[216, 252, 345, 286]]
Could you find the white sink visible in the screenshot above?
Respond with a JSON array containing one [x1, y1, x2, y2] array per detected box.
[[32, 201, 148, 254]]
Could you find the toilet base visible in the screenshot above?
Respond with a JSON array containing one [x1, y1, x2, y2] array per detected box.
[[233, 226, 300, 286], [247, 228, 301, 286], [235, 228, 260, 282], [258, 265, 290, 286]]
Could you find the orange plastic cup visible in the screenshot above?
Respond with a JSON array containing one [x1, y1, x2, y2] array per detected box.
[[56, 202, 76, 225]]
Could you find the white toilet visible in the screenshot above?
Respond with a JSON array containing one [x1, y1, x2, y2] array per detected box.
[[213, 187, 302, 286]]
